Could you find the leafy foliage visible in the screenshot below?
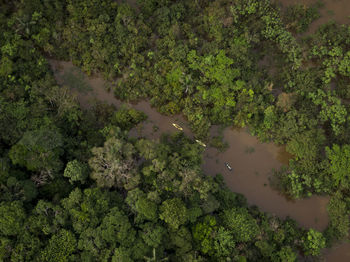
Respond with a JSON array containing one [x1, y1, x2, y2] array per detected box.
[[0, 0, 348, 260], [302, 229, 326, 256], [326, 144, 350, 188]]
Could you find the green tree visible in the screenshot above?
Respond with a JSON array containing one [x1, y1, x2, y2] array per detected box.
[[61, 188, 112, 234], [136, 197, 158, 222], [0, 237, 11, 261], [112, 247, 133, 262], [192, 216, 217, 255], [325, 191, 350, 242], [111, 106, 147, 131], [286, 130, 325, 161], [326, 144, 350, 188], [89, 136, 139, 189], [40, 229, 77, 262], [140, 223, 166, 248], [213, 227, 236, 258], [0, 201, 26, 236], [99, 207, 135, 247], [221, 207, 259, 242], [77, 228, 106, 260], [126, 188, 158, 222], [10, 231, 42, 262], [9, 128, 63, 176], [272, 246, 297, 262], [1, 173, 38, 202], [28, 200, 66, 236], [159, 198, 188, 229], [63, 160, 89, 184], [302, 229, 326, 256], [169, 226, 193, 256]]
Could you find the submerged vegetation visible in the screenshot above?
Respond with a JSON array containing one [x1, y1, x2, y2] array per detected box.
[[0, 0, 349, 260]]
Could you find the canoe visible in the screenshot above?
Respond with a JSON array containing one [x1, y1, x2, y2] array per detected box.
[[195, 139, 206, 147], [172, 123, 183, 131], [224, 162, 233, 171]]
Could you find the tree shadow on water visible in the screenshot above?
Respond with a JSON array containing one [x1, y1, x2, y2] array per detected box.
[[61, 67, 92, 94]]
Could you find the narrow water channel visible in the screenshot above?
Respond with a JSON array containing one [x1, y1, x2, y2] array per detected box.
[[50, 60, 347, 261], [275, 0, 350, 34]]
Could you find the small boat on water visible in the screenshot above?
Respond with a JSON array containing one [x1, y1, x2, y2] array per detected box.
[[224, 162, 233, 171], [172, 123, 183, 131], [195, 139, 206, 147]]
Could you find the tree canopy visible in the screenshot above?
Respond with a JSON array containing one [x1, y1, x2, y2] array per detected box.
[[0, 0, 349, 260]]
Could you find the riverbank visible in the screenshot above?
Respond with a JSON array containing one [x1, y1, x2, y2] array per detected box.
[[50, 59, 330, 231]]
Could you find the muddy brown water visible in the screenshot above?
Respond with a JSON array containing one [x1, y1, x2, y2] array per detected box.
[[51, 60, 350, 260], [275, 1, 350, 260], [202, 127, 329, 229], [323, 241, 350, 262], [49, 60, 191, 139], [275, 0, 350, 34]]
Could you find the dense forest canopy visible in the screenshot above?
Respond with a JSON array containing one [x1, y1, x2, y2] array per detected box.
[[0, 0, 349, 261]]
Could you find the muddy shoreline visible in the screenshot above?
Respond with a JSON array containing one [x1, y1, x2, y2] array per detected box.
[[50, 60, 329, 229], [50, 57, 350, 261]]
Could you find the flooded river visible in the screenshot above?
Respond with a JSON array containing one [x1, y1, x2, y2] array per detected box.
[[202, 128, 329, 230], [50, 60, 347, 260], [275, 0, 350, 34], [276, 1, 350, 260]]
